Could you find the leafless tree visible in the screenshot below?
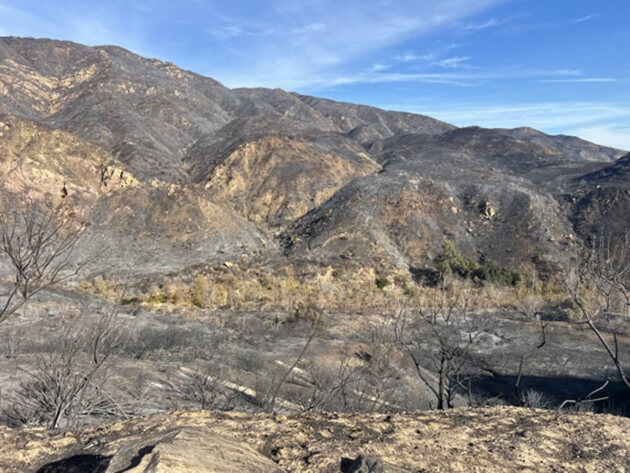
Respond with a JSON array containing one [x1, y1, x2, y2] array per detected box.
[[297, 353, 363, 413], [0, 325, 25, 359], [395, 282, 490, 410], [513, 294, 549, 406], [0, 194, 86, 325], [176, 343, 239, 411], [294, 343, 401, 414], [249, 308, 325, 413], [2, 313, 124, 429], [565, 232, 630, 390], [179, 367, 224, 410], [262, 327, 317, 413], [177, 365, 239, 411]]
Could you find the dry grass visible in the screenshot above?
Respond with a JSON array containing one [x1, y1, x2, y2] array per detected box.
[[77, 263, 567, 314]]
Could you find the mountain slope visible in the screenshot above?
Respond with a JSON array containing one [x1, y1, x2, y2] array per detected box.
[[0, 36, 627, 279], [501, 126, 625, 163], [569, 154, 630, 239]]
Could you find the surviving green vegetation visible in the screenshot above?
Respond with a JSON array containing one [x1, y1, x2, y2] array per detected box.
[[77, 240, 561, 316], [434, 241, 526, 287]]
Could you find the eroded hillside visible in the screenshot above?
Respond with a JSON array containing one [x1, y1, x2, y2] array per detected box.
[[1, 36, 627, 283]]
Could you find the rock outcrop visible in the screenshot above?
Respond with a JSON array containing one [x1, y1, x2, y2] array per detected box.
[[104, 427, 283, 473]]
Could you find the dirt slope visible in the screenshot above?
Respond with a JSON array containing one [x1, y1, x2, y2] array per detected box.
[[1, 407, 628, 473]]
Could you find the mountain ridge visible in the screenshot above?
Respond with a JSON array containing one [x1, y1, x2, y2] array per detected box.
[[0, 36, 628, 279]]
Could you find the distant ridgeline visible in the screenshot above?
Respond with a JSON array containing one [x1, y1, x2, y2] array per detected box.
[[0, 36, 627, 290]]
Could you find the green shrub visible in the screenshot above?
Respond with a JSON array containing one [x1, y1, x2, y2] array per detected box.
[[120, 296, 140, 305], [375, 276, 391, 289], [402, 283, 415, 298], [434, 241, 478, 279], [435, 241, 523, 287], [146, 290, 168, 304], [473, 260, 522, 286]]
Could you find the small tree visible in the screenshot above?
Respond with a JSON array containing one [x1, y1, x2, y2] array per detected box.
[[0, 194, 86, 325], [434, 241, 476, 280], [513, 294, 548, 407], [3, 313, 124, 429], [395, 282, 490, 410], [296, 344, 400, 414], [178, 365, 236, 411], [565, 232, 630, 390]]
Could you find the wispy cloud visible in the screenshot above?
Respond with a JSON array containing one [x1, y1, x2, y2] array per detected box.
[[395, 51, 436, 63], [383, 100, 630, 148], [370, 63, 390, 72], [414, 102, 630, 135], [539, 78, 619, 83], [394, 43, 460, 65], [290, 23, 327, 35], [548, 69, 583, 77], [198, 0, 504, 88], [567, 126, 630, 150], [506, 13, 599, 34], [568, 14, 598, 24], [269, 67, 598, 90], [0, 1, 154, 56], [327, 71, 482, 87], [209, 25, 245, 40], [461, 17, 507, 32], [434, 56, 471, 69]]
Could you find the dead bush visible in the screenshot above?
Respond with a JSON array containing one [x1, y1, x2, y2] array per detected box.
[[1, 314, 125, 429]]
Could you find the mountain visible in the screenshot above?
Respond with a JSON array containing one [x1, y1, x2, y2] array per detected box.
[[0, 36, 628, 279], [568, 153, 630, 239], [500, 126, 622, 163]]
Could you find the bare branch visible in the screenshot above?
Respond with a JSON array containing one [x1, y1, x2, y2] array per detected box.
[[563, 232, 630, 391], [0, 193, 86, 326], [395, 283, 489, 410]]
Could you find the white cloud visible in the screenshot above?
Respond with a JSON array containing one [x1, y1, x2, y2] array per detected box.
[[461, 17, 506, 31], [370, 63, 390, 72], [0, 2, 153, 56], [255, 67, 597, 90], [419, 102, 630, 130], [567, 126, 630, 151], [389, 101, 630, 149], [290, 23, 327, 35], [506, 13, 598, 34], [434, 56, 471, 68], [208, 0, 504, 88], [209, 25, 245, 40], [538, 78, 619, 83], [394, 43, 461, 64], [569, 14, 598, 24], [548, 69, 582, 76], [396, 51, 435, 62]]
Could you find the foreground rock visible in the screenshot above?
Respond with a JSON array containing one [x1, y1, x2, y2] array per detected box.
[[0, 407, 628, 472], [104, 427, 283, 473]]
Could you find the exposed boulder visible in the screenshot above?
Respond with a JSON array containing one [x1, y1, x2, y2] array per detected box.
[[479, 200, 496, 219], [105, 427, 283, 473]]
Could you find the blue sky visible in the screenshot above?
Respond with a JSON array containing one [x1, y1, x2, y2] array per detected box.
[[1, 0, 629, 149]]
